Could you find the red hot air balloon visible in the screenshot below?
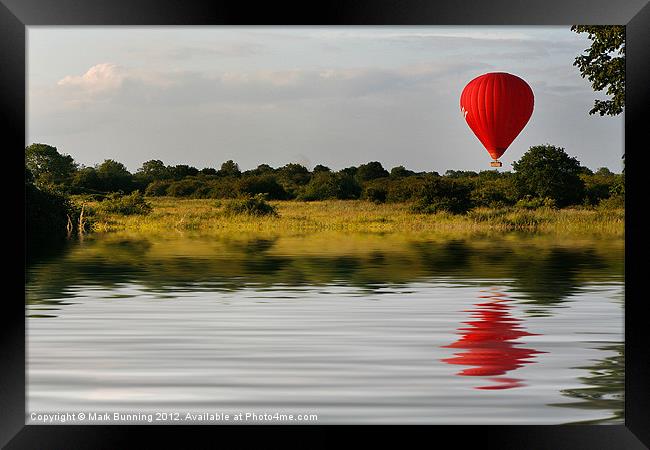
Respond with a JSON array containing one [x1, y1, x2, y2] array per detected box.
[[460, 72, 534, 167]]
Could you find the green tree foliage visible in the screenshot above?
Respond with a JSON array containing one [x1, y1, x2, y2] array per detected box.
[[145, 179, 173, 197], [313, 164, 331, 173], [385, 175, 433, 203], [26, 181, 73, 244], [200, 167, 218, 176], [300, 172, 361, 201], [571, 25, 625, 116], [411, 176, 472, 214], [237, 175, 288, 200], [445, 170, 478, 179], [362, 178, 390, 203], [168, 164, 199, 180], [341, 166, 358, 177], [276, 163, 311, 197], [96, 191, 152, 215], [223, 194, 278, 217], [96, 159, 134, 193], [25, 142, 624, 213], [25, 165, 85, 249], [356, 161, 389, 182], [471, 177, 518, 208], [218, 160, 241, 178], [71, 166, 102, 193], [136, 160, 170, 182], [248, 164, 275, 176], [166, 178, 205, 197], [390, 165, 415, 178], [512, 145, 585, 207], [580, 167, 622, 206], [25, 143, 77, 188]]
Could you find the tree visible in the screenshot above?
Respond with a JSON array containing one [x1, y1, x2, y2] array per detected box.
[[136, 160, 170, 182], [300, 172, 360, 200], [168, 164, 199, 180], [444, 170, 478, 179], [71, 166, 101, 193], [200, 167, 218, 176], [412, 177, 472, 214], [278, 163, 311, 185], [571, 25, 625, 116], [25, 143, 77, 187], [390, 166, 415, 178], [248, 164, 275, 176], [218, 160, 241, 177], [237, 175, 288, 200], [96, 159, 133, 192], [512, 145, 585, 207], [313, 164, 331, 173], [356, 161, 389, 182]]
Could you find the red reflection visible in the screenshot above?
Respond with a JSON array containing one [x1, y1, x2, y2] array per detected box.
[[442, 288, 544, 390]]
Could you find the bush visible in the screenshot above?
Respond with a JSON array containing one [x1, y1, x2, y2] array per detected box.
[[26, 183, 74, 244], [470, 178, 517, 208], [145, 180, 172, 197], [410, 177, 472, 214], [166, 178, 204, 197], [598, 194, 624, 210], [236, 175, 288, 200], [385, 176, 431, 203], [96, 191, 152, 215], [362, 179, 389, 203], [515, 196, 556, 210], [222, 194, 278, 217], [300, 172, 361, 201]]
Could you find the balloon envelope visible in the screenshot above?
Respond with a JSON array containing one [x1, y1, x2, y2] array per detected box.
[[460, 72, 534, 160]]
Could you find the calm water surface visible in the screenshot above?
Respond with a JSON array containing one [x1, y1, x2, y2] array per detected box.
[[26, 232, 624, 424]]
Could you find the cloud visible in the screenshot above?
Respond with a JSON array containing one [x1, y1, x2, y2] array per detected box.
[[57, 63, 126, 93], [55, 60, 490, 110]]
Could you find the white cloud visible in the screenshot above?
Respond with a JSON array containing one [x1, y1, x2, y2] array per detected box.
[[57, 63, 126, 92]]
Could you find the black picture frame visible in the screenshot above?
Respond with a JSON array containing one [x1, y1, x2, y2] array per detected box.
[[4, 0, 649, 448]]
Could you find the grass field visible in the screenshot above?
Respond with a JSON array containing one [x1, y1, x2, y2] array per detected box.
[[80, 197, 624, 238]]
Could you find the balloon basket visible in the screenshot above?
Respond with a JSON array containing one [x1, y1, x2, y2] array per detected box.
[[490, 161, 503, 168]]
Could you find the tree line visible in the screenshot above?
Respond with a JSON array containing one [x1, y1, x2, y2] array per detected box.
[[26, 142, 624, 212]]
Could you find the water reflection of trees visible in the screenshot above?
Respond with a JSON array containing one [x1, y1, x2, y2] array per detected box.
[[549, 344, 624, 424], [26, 234, 623, 315]]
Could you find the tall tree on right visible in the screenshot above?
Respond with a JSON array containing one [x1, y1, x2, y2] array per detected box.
[[512, 145, 586, 207], [571, 25, 625, 117]]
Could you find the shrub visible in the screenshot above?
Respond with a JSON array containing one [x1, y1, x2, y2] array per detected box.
[[26, 183, 74, 243], [236, 175, 288, 200], [386, 176, 431, 203], [96, 190, 152, 215], [470, 178, 517, 208], [598, 194, 624, 210], [145, 180, 172, 197], [222, 194, 278, 217], [410, 177, 472, 214], [166, 178, 204, 197], [300, 172, 361, 201], [362, 179, 389, 203], [515, 196, 556, 210]]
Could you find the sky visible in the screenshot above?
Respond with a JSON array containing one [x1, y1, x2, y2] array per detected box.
[[27, 26, 624, 173]]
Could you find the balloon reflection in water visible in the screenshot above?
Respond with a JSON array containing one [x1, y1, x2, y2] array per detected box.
[[442, 288, 544, 390]]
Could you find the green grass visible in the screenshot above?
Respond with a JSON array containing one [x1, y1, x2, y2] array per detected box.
[[77, 197, 624, 238]]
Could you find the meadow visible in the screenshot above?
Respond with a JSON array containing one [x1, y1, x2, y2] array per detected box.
[[83, 197, 624, 238]]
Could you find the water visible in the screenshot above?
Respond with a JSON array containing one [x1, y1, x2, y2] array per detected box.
[[26, 232, 624, 424]]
